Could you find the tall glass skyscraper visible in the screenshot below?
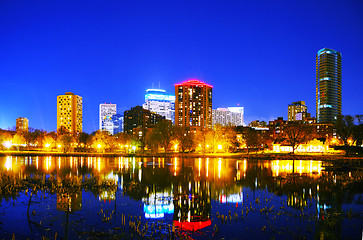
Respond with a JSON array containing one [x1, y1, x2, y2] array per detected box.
[[316, 48, 342, 123]]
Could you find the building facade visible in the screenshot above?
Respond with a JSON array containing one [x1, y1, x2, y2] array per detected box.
[[212, 107, 244, 127], [111, 114, 124, 134], [16, 117, 29, 132], [288, 101, 308, 121], [99, 103, 117, 134], [175, 79, 213, 128], [316, 48, 342, 123], [142, 89, 175, 124], [57, 92, 83, 133], [124, 106, 165, 134]]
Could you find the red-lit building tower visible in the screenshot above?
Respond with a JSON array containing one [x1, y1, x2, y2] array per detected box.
[[175, 79, 213, 128]]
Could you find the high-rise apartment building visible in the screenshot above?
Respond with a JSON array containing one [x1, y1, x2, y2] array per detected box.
[[175, 79, 213, 128], [99, 103, 117, 134], [212, 107, 244, 127], [316, 48, 342, 123], [142, 89, 175, 124], [288, 101, 308, 121], [57, 92, 83, 133], [16, 117, 29, 132]]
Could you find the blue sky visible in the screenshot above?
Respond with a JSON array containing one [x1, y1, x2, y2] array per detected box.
[[1, 0, 362, 133]]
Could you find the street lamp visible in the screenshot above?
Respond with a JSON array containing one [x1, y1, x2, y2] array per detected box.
[[174, 144, 178, 152], [132, 145, 136, 154]]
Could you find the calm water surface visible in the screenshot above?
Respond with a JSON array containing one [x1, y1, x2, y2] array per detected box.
[[0, 156, 362, 239]]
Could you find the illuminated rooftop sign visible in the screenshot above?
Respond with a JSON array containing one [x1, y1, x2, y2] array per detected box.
[[175, 79, 213, 88], [145, 89, 175, 102]]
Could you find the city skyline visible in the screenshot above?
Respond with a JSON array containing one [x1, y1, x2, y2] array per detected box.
[[1, 1, 363, 133]]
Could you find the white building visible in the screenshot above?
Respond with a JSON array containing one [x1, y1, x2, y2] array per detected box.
[[99, 103, 117, 134], [142, 89, 175, 124], [212, 107, 244, 127]]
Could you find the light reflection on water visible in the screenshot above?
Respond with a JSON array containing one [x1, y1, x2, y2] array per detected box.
[[0, 156, 362, 240]]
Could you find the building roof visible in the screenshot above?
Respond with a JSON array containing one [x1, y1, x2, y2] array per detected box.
[[175, 79, 213, 88]]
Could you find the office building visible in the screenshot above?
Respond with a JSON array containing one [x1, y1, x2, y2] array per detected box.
[[175, 79, 213, 128], [16, 117, 29, 132], [142, 88, 175, 124], [124, 106, 165, 134], [112, 114, 124, 134], [212, 107, 244, 127], [57, 92, 82, 133], [316, 48, 342, 123], [288, 101, 308, 121], [99, 103, 117, 134]]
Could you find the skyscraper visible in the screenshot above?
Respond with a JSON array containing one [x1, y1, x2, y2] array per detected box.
[[316, 48, 342, 123], [175, 79, 213, 128], [57, 92, 83, 133], [288, 101, 308, 121], [99, 103, 117, 134], [142, 88, 175, 124], [16, 117, 29, 132]]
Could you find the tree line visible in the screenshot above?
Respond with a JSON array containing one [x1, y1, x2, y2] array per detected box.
[[1, 115, 362, 154]]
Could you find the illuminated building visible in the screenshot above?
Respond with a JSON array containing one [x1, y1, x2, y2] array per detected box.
[[212, 107, 244, 127], [288, 101, 308, 121], [142, 89, 175, 124], [16, 117, 29, 132], [111, 113, 123, 134], [268, 117, 286, 138], [57, 92, 82, 133], [175, 79, 213, 128], [316, 48, 342, 123], [124, 105, 165, 134], [99, 103, 117, 134]]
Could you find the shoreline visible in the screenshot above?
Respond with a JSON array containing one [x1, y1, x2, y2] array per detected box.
[[1, 150, 363, 161]]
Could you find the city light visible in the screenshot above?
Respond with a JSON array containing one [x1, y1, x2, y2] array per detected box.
[[3, 141, 12, 149]]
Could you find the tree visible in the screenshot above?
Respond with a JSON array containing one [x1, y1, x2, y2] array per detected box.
[[76, 132, 92, 148], [335, 115, 355, 155], [353, 115, 363, 147], [12, 133, 25, 151], [60, 135, 73, 153], [244, 128, 260, 154], [283, 122, 314, 154], [173, 126, 195, 153], [154, 120, 173, 152], [92, 130, 113, 152], [33, 129, 46, 148], [145, 128, 160, 153], [114, 132, 131, 153], [23, 128, 37, 150], [195, 128, 214, 153]]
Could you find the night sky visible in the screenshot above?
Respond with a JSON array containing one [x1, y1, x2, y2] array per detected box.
[[1, 0, 362, 133]]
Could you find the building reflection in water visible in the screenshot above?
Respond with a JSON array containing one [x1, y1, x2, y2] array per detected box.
[[57, 190, 82, 212], [172, 160, 212, 231], [142, 191, 174, 219]]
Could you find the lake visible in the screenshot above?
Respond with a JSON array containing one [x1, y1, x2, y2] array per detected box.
[[0, 156, 362, 239]]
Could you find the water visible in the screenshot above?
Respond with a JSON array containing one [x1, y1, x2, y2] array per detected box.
[[0, 156, 362, 239]]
